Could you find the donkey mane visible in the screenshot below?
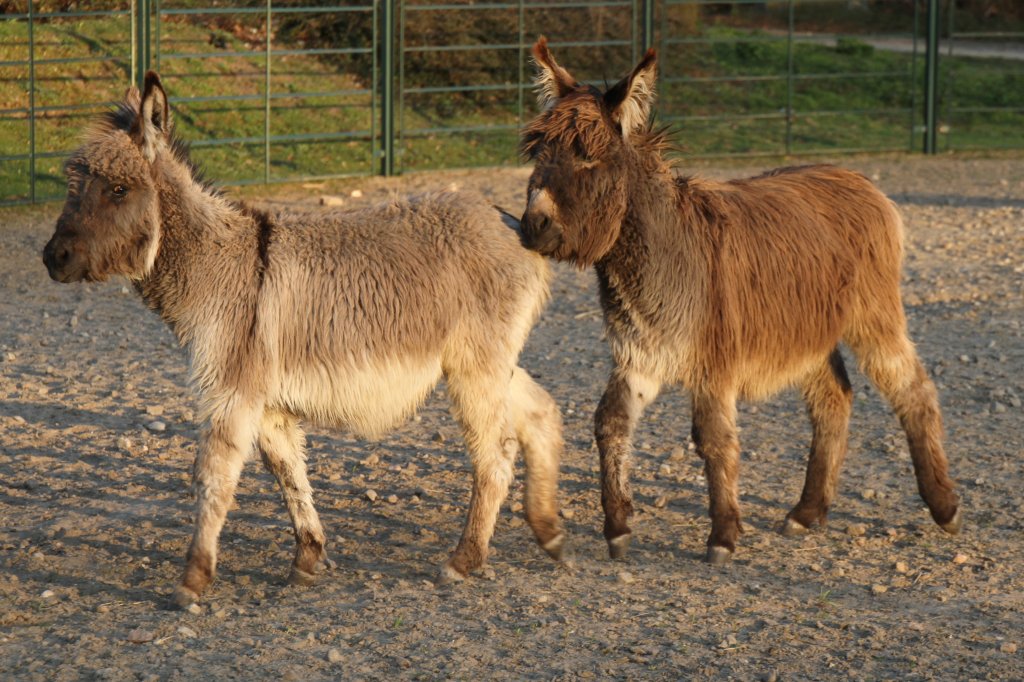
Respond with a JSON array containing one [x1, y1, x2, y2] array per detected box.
[[78, 98, 211, 193], [520, 97, 675, 167]]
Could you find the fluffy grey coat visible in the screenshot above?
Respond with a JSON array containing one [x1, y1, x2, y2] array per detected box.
[[43, 72, 565, 608]]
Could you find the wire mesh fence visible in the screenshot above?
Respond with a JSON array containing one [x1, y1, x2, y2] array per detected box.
[[1, 0, 1021, 205]]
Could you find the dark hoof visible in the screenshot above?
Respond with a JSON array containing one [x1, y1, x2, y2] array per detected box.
[[288, 566, 318, 587], [608, 533, 631, 560], [706, 545, 733, 566], [436, 562, 467, 586], [781, 517, 809, 537], [541, 533, 566, 562], [171, 585, 201, 610], [940, 508, 962, 535]]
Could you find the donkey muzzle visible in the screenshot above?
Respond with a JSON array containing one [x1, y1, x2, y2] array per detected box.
[[42, 234, 84, 283], [520, 211, 563, 256]]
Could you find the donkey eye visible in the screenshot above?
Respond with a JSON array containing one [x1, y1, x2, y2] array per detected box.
[[110, 185, 128, 200]]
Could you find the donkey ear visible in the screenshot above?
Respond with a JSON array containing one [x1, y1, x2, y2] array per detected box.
[[124, 86, 141, 110], [531, 36, 578, 111], [131, 71, 171, 160], [603, 49, 657, 139]]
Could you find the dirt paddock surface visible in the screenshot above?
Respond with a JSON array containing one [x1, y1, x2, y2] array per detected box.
[[1, 155, 1022, 681]]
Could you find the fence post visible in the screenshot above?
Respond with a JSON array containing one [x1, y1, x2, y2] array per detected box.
[[641, 0, 655, 52], [264, 0, 272, 184], [28, 0, 36, 203], [923, 0, 939, 154], [380, 0, 396, 176], [134, 0, 151, 89], [785, 0, 794, 155]]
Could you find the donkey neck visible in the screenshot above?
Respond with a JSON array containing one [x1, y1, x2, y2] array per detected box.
[[134, 155, 262, 342], [596, 160, 681, 277], [594, 164, 707, 351]]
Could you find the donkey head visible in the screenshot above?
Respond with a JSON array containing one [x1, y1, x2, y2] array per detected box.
[[519, 37, 657, 267], [43, 71, 173, 283]]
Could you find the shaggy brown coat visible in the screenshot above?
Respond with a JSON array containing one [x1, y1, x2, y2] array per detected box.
[[43, 72, 565, 607], [520, 38, 960, 563]]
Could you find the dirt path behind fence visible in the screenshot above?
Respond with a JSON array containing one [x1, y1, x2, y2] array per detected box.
[[1, 154, 1022, 681]]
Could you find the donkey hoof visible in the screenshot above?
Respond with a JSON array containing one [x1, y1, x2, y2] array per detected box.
[[288, 566, 318, 587], [607, 533, 632, 560], [436, 562, 468, 586], [706, 545, 733, 566], [171, 585, 201, 610], [940, 508, 962, 535], [541, 533, 566, 562], [781, 517, 809, 537], [308, 556, 335, 575]]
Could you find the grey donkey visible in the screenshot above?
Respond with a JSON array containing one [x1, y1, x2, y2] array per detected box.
[[42, 72, 565, 608]]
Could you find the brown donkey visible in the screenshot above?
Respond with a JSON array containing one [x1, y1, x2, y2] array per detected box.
[[519, 38, 960, 564], [43, 72, 565, 607]]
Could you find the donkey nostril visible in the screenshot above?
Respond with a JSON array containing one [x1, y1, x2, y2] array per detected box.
[[43, 240, 71, 270], [520, 212, 562, 255]]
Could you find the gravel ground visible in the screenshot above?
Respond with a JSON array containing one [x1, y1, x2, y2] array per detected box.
[[1, 154, 1022, 681]]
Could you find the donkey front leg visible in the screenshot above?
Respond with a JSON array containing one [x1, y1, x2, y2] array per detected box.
[[257, 409, 328, 587], [172, 404, 260, 609], [595, 368, 660, 559], [691, 391, 742, 565], [440, 370, 519, 583]]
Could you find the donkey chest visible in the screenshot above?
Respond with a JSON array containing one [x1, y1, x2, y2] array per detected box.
[[599, 287, 700, 383]]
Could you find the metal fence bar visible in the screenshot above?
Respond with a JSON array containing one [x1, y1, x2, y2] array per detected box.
[[642, 0, 654, 53], [371, 0, 379, 176], [159, 47, 373, 60], [913, 1, 921, 151], [154, 0, 161, 71], [405, 0, 627, 10], [135, 0, 151, 89], [923, 0, 939, 153], [383, 0, 396, 176], [263, 0, 271, 184], [160, 6, 371, 15], [517, 0, 524, 133], [28, 1, 36, 203], [784, 0, 793, 155]]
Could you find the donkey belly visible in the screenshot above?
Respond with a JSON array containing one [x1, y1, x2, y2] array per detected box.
[[273, 356, 444, 438]]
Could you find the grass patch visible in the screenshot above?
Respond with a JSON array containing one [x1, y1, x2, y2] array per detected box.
[[659, 27, 1023, 156]]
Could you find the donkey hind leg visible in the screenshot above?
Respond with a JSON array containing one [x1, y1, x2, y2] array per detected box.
[[508, 367, 565, 560], [439, 367, 520, 583], [172, 403, 260, 609], [595, 368, 660, 559], [853, 331, 960, 533], [783, 349, 854, 537], [257, 409, 328, 587], [691, 391, 742, 565]]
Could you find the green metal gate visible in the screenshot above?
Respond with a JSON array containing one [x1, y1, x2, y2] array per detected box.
[[1, 0, 1021, 205]]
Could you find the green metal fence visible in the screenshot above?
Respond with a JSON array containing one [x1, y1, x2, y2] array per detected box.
[[1, 0, 1021, 205], [658, 0, 926, 156], [940, 2, 1024, 152]]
